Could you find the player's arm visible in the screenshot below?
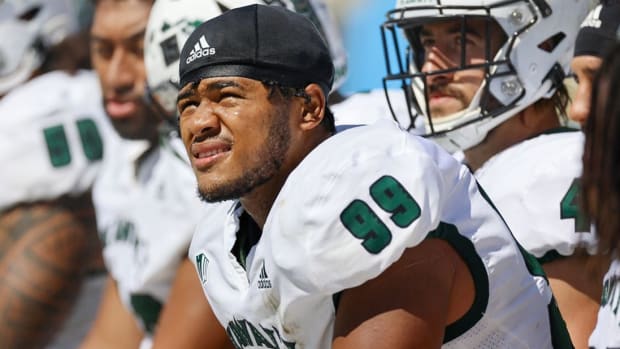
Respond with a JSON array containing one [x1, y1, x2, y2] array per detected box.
[[80, 276, 143, 349], [151, 258, 234, 349], [332, 238, 474, 349], [0, 193, 99, 349], [544, 254, 608, 349]]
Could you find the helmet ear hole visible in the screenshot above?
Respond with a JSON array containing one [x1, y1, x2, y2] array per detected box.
[[160, 35, 180, 66], [18, 6, 41, 21], [537, 32, 566, 53]]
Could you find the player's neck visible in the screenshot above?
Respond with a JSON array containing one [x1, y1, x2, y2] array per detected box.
[[464, 106, 561, 171], [240, 167, 291, 230]]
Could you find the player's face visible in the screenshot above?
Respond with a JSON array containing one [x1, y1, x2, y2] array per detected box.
[[177, 76, 293, 202], [90, 0, 159, 140], [569, 55, 602, 126], [418, 19, 504, 119]]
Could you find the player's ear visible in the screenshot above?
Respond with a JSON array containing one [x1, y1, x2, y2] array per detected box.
[[299, 83, 326, 131]]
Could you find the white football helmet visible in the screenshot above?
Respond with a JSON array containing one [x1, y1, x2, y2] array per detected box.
[[0, 0, 78, 95], [144, 0, 347, 123], [382, 0, 590, 153]]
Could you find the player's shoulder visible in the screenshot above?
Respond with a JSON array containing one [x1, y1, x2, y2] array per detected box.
[[3, 70, 100, 104], [0, 70, 106, 126], [332, 89, 411, 127], [322, 120, 451, 164], [264, 122, 465, 293], [477, 128, 583, 180], [280, 120, 463, 207]]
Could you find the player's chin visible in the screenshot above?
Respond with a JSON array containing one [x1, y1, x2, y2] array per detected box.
[[196, 179, 240, 203]]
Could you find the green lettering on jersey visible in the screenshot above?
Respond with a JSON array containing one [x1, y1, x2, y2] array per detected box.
[[341, 175, 420, 254], [602, 275, 620, 315], [340, 199, 392, 254], [600, 275, 619, 307], [560, 178, 591, 232], [43, 118, 104, 168], [228, 319, 253, 347], [260, 325, 280, 349], [247, 321, 275, 348], [226, 319, 296, 348], [76, 119, 103, 161], [115, 221, 136, 242], [370, 175, 421, 227], [43, 125, 71, 167]]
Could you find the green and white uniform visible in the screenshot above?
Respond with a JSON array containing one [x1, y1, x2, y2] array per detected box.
[[589, 258, 620, 349], [0, 70, 111, 211], [94, 132, 206, 348], [189, 121, 571, 349], [474, 130, 597, 262], [0, 70, 113, 349]]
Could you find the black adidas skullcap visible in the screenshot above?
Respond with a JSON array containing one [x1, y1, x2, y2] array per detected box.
[[178, 4, 334, 96], [574, 1, 620, 57]]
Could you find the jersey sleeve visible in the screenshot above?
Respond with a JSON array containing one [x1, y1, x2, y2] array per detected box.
[[0, 71, 114, 211], [475, 132, 597, 258], [266, 122, 460, 295]]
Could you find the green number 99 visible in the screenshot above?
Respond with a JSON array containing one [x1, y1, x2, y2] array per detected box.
[[340, 176, 420, 254]]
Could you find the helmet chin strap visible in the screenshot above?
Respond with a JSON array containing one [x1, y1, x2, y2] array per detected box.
[[415, 78, 487, 135]]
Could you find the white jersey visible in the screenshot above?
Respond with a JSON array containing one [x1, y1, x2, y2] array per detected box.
[[190, 121, 571, 349], [332, 89, 418, 131], [0, 70, 114, 211], [589, 258, 620, 349], [93, 131, 206, 342], [474, 129, 597, 261]]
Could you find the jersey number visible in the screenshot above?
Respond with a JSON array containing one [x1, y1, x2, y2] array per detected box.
[[340, 175, 420, 254], [560, 178, 591, 233], [43, 118, 103, 168]]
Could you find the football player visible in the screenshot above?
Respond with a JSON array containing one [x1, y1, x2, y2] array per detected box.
[[180, 5, 573, 348], [381, 0, 597, 347], [82, 0, 347, 348], [0, 1, 113, 347], [80, 0, 210, 348]]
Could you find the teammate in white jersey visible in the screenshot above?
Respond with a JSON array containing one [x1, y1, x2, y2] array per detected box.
[[84, 0, 348, 347], [380, 1, 601, 346], [580, 36, 620, 349], [179, 5, 573, 348], [81, 1, 213, 348], [0, 1, 114, 347]]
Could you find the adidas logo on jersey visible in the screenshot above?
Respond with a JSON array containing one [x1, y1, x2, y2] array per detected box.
[[258, 261, 272, 289], [185, 35, 216, 64]]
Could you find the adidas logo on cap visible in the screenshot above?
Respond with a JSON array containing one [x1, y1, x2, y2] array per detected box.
[[185, 35, 216, 64]]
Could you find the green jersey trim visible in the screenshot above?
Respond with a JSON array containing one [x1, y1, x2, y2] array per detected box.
[[427, 222, 489, 343], [548, 298, 575, 349], [526, 127, 580, 141], [537, 249, 567, 265], [475, 181, 574, 348]]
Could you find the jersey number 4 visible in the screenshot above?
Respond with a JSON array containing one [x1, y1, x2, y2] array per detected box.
[[560, 178, 591, 233], [340, 175, 420, 254], [43, 118, 103, 168]]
